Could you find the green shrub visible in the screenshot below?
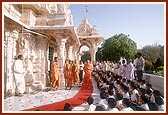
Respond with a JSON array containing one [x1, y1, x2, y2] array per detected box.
[[156, 66, 164, 76]]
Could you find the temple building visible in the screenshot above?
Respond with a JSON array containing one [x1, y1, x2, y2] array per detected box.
[[3, 3, 103, 96]]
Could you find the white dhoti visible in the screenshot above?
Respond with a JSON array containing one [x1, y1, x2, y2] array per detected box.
[[14, 72, 27, 94], [13, 59, 26, 94]]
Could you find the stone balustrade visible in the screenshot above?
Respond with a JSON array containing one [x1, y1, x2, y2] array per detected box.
[[143, 73, 164, 96]]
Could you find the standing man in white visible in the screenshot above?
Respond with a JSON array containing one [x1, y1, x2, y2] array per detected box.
[[13, 54, 27, 96]]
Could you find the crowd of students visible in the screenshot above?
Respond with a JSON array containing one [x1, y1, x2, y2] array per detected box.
[[64, 55, 163, 111], [53, 53, 164, 111], [86, 69, 164, 111]]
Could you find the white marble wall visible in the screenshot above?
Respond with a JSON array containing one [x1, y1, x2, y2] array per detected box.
[[4, 29, 19, 95]]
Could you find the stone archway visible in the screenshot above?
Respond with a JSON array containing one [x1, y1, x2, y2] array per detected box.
[[76, 15, 104, 63], [77, 41, 91, 61], [79, 38, 103, 63]]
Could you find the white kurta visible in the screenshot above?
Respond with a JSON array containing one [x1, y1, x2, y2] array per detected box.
[[98, 99, 108, 110], [13, 59, 26, 94], [121, 107, 133, 111], [119, 65, 126, 78], [88, 104, 96, 111], [125, 63, 134, 80]]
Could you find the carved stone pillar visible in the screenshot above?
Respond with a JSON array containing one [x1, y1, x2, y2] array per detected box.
[[4, 29, 19, 95], [34, 37, 48, 88], [67, 44, 73, 60], [56, 34, 67, 88], [90, 44, 98, 64]]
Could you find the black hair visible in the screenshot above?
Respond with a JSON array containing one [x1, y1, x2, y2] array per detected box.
[[138, 88, 146, 95], [141, 80, 146, 84], [100, 91, 106, 99], [109, 83, 114, 90], [63, 103, 72, 111], [148, 102, 158, 111], [155, 96, 164, 105], [140, 95, 149, 103], [108, 98, 117, 108], [131, 84, 138, 90], [122, 98, 131, 107], [18, 54, 23, 59], [116, 93, 123, 100], [87, 96, 94, 105], [95, 105, 105, 111], [146, 89, 152, 95], [153, 90, 162, 97], [136, 52, 142, 56], [108, 89, 114, 96], [146, 83, 152, 88]]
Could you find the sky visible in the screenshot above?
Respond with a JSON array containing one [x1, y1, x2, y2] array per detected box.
[[70, 3, 165, 50]]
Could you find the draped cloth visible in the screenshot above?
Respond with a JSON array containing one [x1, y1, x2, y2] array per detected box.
[[51, 61, 60, 89], [65, 63, 72, 88], [83, 63, 93, 89], [13, 59, 26, 94], [72, 62, 79, 84]]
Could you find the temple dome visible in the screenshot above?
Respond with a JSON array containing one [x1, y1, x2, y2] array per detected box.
[[77, 16, 99, 36]]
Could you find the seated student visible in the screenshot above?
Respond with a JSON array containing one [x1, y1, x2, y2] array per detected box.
[[108, 89, 115, 99], [95, 105, 105, 111], [138, 88, 146, 97], [150, 90, 162, 103], [98, 92, 108, 110], [155, 96, 164, 111], [148, 102, 158, 111], [115, 92, 123, 105], [63, 103, 72, 111], [87, 96, 96, 111], [145, 89, 153, 100], [146, 83, 153, 91], [122, 78, 127, 87], [140, 80, 146, 89], [130, 84, 139, 103], [107, 98, 119, 111], [130, 102, 147, 111], [137, 95, 149, 111], [120, 98, 133, 111], [119, 83, 130, 99]]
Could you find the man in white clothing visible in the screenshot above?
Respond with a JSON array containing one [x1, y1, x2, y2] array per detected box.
[[125, 59, 134, 80], [13, 55, 27, 96], [135, 53, 145, 82]]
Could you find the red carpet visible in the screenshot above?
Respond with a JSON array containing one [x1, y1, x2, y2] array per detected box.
[[24, 80, 93, 111]]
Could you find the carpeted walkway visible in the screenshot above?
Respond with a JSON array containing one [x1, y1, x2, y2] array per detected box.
[[24, 80, 93, 111]]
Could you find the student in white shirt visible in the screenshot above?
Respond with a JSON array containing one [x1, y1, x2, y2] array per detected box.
[[98, 92, 108, 110], [120, 98, 133, 111], [155, 96, 164, 111], [130, 84, 139, 103], [138, 95, 150, 111], [107, 98, 119, 111], [87, 96, 96, 111], [115, 93, 123, 105]]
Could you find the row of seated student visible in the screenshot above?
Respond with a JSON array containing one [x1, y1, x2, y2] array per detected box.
[[87, 70, 164, 111]]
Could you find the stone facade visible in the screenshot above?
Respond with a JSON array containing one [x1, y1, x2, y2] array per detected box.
[[3, 3, 103, 96], [77, 16, 103, 63]]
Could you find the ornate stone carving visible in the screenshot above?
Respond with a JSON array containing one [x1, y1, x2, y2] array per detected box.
[[18, 33, 26, 54], [57, 4, 64, 13], [47, 4, 57, 14], [77, 16, 99, 36]]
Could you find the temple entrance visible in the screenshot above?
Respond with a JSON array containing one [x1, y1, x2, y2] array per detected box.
[[79, 45, 90, 62], [48, 46, 54, 84]]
